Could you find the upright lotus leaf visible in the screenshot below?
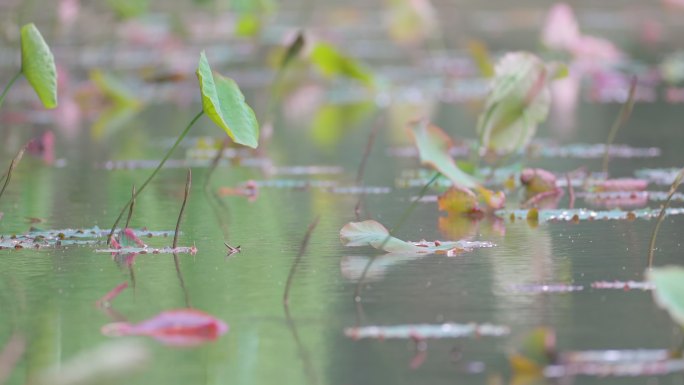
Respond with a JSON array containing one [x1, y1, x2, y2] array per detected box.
[[310, 43, 375, 88], [477, 52, 551, 156], [197, 52, 259, 148], [408, 120, 478, 189], [20, 23, 57, 109], [647, 266, 684, 326]]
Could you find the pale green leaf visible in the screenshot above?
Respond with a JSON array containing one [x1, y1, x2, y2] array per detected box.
[[20, 23, 57, 109], [477, 52, 551, 155], [647, 266, 684, 327], [196, 51, 259, 148], [408, 120, 478, 189], [340, 220, 417, 253], [340, 220, 494, 255]]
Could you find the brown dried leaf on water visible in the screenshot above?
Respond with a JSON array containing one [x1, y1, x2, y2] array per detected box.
[[340, 220, 494, 255], [217, 180, 258, 201]]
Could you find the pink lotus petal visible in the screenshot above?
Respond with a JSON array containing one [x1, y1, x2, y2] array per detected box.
[[541, 3, 580, 51], [101, 309, 228, 347]]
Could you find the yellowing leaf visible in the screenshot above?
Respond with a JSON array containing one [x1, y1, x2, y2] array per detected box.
[[310, 43, 375, 88], [197, 52, 259, 148], [437, 187, 480, 215], [235, 13, 261, 37], [20, 23, 57, 109]]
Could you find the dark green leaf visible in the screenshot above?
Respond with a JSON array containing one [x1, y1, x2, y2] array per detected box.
[[280, 31, 305, 70]]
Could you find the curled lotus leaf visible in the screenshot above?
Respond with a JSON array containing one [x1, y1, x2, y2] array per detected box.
[[477, 52, 551, 155]]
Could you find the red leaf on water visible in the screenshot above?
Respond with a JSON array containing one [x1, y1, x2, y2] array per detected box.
[[95, 282, 128, 308], [101, 309, 228, 347]]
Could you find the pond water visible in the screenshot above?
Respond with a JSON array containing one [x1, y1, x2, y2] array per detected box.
[[2, 2, 684, 385]]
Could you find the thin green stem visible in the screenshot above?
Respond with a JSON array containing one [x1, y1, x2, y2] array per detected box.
[[283, 216, 320, 305], [107, 110, 204, 243], [173, 169, 192, 249], [0, 146, 26, 204], [0, 71, 22, 110], [123, 185, 136, 230]]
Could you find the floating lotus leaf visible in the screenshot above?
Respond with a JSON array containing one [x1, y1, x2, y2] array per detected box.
[[340, 220, 494, 255]]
